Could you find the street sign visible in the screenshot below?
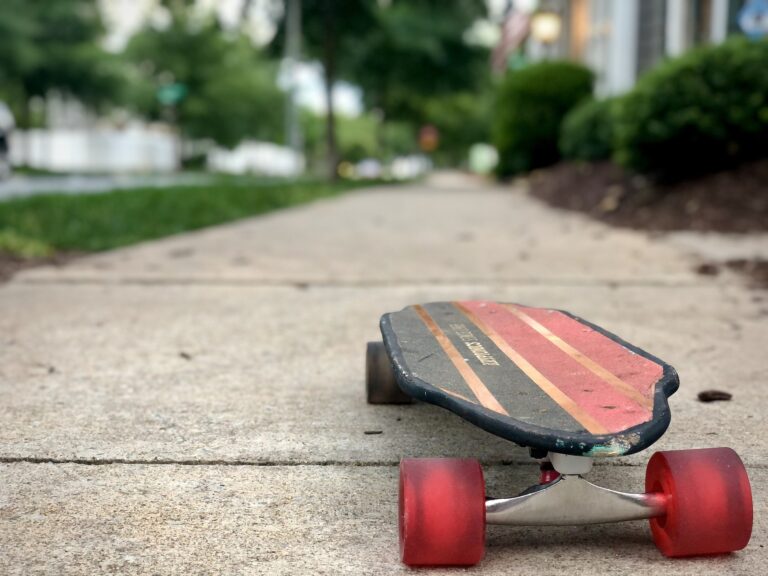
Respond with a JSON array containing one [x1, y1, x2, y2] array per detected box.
[[157, 83, 188, 106], [419, 125, 439, 152], [492, 10, 531, 74]]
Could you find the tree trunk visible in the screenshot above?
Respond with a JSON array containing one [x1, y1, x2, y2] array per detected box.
[[323, 0, 338, 181], [240, 0, 254, 20], [283, 0, 303, 156]]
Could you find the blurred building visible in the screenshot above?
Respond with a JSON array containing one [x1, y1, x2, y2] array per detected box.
[[12, 125, 179, 174], [9, 93, 179, 174], [529, 0, 749, 95]]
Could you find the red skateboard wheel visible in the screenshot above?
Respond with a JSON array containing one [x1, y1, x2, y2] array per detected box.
[[646, 447, 752, 557], [399, 458, 485, 566]]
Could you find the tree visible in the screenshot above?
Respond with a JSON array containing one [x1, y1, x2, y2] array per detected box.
[[125, 10, 284, 149], [274, 0, 375, 180], [349, 1, 491, 166], [0, 0, 124, 126], [274, 0, 490, 176], [348, 1, 489, 123]]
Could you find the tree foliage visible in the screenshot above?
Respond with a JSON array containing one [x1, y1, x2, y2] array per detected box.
[[346, 1, 489, 123], [0, 0, 123, 125], [275, 0, 490, 171], [302, 111, 414, 168], [284, 0, 489, 119], [125, 9, 284, 148], [423, 91, 492, 166]]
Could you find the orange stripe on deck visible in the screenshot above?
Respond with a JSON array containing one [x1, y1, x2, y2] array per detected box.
[[453, 302, 609, 435], [438, 387, 477, 404], [503, 304, 653, 410], [413, 305, 508, 416]]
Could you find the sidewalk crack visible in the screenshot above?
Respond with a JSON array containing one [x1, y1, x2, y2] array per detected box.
[[4, 456, 763, 469]]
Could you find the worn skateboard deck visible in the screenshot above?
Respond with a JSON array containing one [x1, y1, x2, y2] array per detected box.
[[380, 302, 679, 457]]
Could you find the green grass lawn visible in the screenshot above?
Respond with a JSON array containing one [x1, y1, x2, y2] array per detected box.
[[0, 178, 362, 256]]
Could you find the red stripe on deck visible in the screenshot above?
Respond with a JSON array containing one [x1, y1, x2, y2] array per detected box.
[[459, 301, 654, 433], [515, 305, 663, 397]]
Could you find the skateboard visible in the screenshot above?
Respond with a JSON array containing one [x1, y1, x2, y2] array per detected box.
[[366, 301, 753, 565]]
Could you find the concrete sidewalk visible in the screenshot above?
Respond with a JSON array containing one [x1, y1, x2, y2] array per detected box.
[[1, 174, 766, 574]]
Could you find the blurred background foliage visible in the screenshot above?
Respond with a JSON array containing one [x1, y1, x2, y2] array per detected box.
[[559, 97, 616, 164], [0, 0, 124, 125], [0, 0, 766, 265], [498, 37, 768, 186], [0, 0, 765, 182], [125, 11, 285, 148], [272, 0, 492, 172], [493, 61, 594, 177], [301, 112, 415, 166], [614, 37, 768, 181]]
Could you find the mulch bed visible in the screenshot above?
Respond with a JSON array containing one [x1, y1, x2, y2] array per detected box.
[[529, 159, 768, 288], [529, 159, 768, 233]]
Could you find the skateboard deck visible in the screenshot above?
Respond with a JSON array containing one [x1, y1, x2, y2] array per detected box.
[[380, 301, 679, 457]]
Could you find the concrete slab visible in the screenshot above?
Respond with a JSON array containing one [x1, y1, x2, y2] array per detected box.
[[1, 282, 765, 465], [1, 462, 765, 575], [2, 177, 767, 573], [665, 231, 768, 262], [16, 184, 704, 285]]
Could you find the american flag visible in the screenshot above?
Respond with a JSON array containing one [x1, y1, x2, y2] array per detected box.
[[491, 6, 530, 74]]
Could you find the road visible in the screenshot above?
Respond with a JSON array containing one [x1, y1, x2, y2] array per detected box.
[[0, 172, 212, 201]]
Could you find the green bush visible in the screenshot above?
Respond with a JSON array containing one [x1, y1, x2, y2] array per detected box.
[[301, 112, 416, 169], [493, 61, 594, 177], [615, 38, 768, 180], [423, 91, 493, 167], [560, 97, 616, 162]]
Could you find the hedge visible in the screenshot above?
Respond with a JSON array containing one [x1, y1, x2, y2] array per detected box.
[[493, 61, 594, 177], [614, 38, 768, 180], [559, 97, 616, 162]]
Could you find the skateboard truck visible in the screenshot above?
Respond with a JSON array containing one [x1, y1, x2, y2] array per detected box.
[[486, 454, 667, 526], [397, 448, 752, 566]]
